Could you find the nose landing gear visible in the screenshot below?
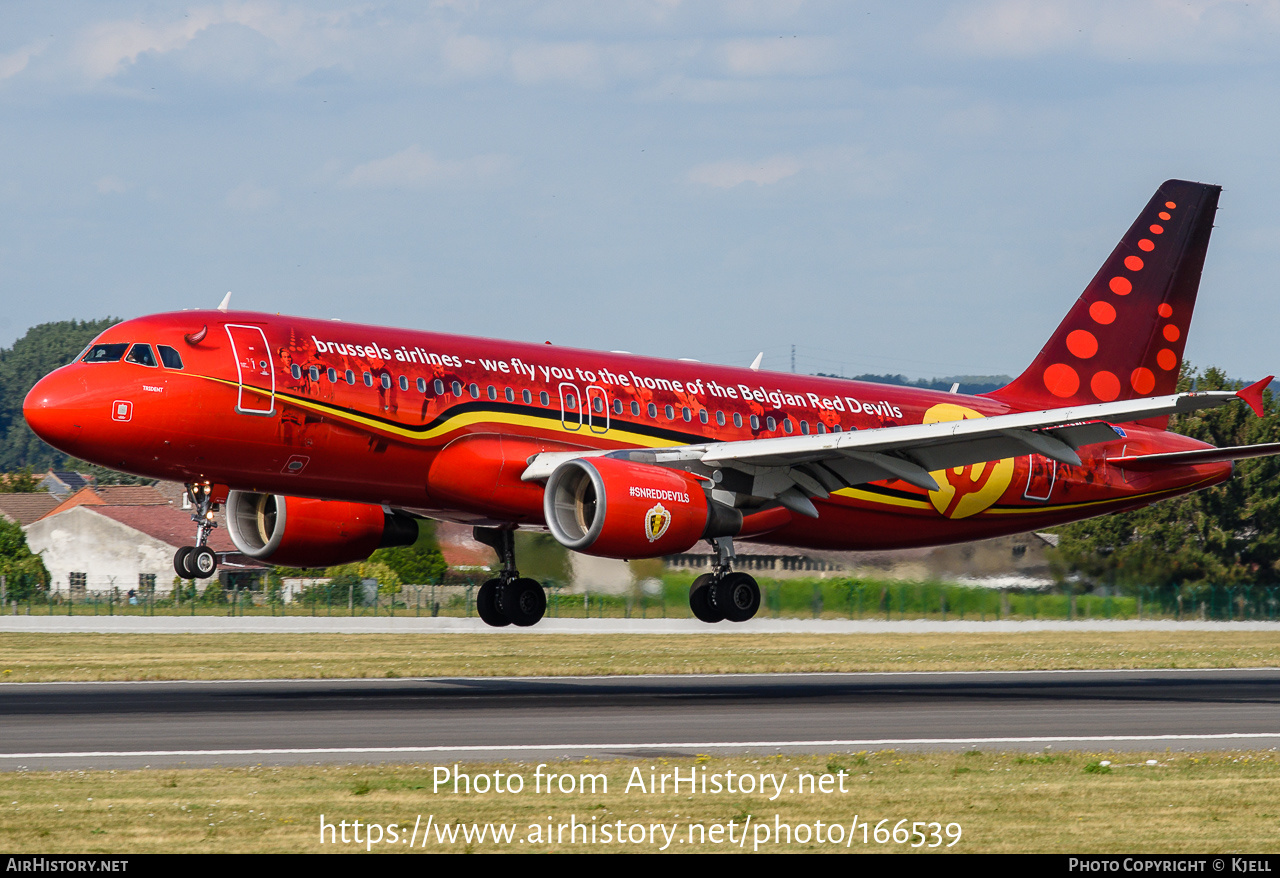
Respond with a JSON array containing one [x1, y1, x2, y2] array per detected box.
[[689, 537, 760, 624], [173, 482, 221, 580], [473, 527, 547, 628]]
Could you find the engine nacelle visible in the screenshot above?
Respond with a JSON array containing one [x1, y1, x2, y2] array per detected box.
[[225, 491, 418, 568], [543, 457, 740, 559]]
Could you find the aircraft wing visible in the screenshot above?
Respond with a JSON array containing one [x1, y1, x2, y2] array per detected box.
[[522, 386, 1263, 518]]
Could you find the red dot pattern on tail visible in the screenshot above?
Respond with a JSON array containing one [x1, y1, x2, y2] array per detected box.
[[1090, 301, 1116, 325], [1066, 329, 1098, 358], [1091, 370, 1120, 401], [1131, 367, 1156, 394], [1040, 195, 1184, 403], [1043, 362, 1079, 397]]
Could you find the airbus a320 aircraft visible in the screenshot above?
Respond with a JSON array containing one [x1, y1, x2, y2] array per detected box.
[[22, 180, 1280, 627]]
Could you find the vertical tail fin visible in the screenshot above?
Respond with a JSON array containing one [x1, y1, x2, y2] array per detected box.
[[990, 179, 1221, 422]]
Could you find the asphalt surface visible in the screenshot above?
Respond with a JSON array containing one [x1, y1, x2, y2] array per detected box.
[[2, 668, 1279, 769]]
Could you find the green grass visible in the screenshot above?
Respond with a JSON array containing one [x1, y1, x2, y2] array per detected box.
[[2, 630, 1280, 682], [4, 751, 1280, 852]]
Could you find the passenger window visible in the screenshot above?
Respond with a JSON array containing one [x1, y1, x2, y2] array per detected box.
[[291, 364, 302, 380], [767, 417, 776, 431], [800, 420, 809, 435], [504, 387, 514, 402], [648, 403, 657, 418], [733, 413, 742, 428], [699, 409, 709, 424], [612, 399, 623, 415], [83, 343, 129, 363], [665, 405, 674, 420], [399, 375, 409, 391], [681, 406, 691, 422], [523, 389, 532, 404], [593, 397, 605, 413], [564, 393, 576, 409], [381, 373, 392, 389], [328, 368, 337, 383], [345, 370, 355, 385], [157, 345, 184, 369], [469, 383, 480, 399], [417, 377, 427, 393], [631, 401, 640, 416], [453, 381, 463, 395], [750, 415, 760, 430], [433, 379, 445, 395], [126, 344, 158, 367], [716, 411, 725, 426], [783, 419, 793, 434], [363, 372, 373, 387], [487, 385, 497, 400], [816, 423, 825, 434], [539, 391, 550, 405]]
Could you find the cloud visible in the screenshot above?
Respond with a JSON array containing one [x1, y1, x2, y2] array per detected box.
[[716, 37, 838, 77], [0, 41, 46, 80], [933, 0, 1280, 62], [95, 176, 127, 195], [687, 155, 802, 188], [343, 146, 514, 189], [226, 182, 278, 211], [687, 147, 909, 192]]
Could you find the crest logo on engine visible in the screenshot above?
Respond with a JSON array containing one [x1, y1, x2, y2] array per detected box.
[[645, 503, 672, 542]]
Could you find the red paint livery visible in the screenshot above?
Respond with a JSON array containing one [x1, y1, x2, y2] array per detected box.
[[22, 180, 1278, 625]]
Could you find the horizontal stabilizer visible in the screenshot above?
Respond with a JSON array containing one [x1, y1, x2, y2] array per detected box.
[[1111, 442, 1280, 471], [1236, 375, 1273, 418]]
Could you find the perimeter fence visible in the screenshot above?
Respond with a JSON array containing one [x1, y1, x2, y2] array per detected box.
[[2, 572, 1279, 622]]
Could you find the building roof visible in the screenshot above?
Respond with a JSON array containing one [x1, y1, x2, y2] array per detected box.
[[41, 485, 171, 519], [90, 506, 240, 554], [40, 471, 93, 497], [0, 492, 60, 526]]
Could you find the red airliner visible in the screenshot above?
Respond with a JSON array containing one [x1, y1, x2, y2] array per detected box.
[[22, 180, 1280, 627]]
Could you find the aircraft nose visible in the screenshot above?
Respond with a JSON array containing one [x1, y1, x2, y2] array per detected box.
[[23, 370, 86, 452]]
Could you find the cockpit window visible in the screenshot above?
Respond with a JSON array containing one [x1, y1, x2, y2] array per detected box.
[[157, 345, 184, 369], [125, 344, 157, 367], [83, 343, 129, 363]]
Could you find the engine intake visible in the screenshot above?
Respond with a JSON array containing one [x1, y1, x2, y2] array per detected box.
[[225, 491, 418, 568], [543, 457, 740, 559]]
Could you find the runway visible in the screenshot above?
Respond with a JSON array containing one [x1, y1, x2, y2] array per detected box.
[[3, 668, 1279, 770]]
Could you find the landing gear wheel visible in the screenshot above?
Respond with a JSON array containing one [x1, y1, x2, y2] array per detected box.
[[190, 546, 218, 579], [174, 546, 194, 579], [476, 579, 511, 627], [713, 572, 760, 623], [689, 573, 725, 623], [502, 578, 546, 628]]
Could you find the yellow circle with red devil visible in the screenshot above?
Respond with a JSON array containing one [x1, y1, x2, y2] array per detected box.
[[922, 403, 1016, 519]]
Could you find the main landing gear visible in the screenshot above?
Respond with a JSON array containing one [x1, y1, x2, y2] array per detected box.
[[174, 481, 221, 580], [472, 527, 547, 628], [689, 537, 761, 624]]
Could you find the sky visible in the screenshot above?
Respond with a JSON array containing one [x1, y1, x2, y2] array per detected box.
[[2, 0, 1280, 382]]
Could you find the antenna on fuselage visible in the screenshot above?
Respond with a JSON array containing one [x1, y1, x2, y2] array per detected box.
[[749, 352, 763, 371], [217, 291, 232, 312]]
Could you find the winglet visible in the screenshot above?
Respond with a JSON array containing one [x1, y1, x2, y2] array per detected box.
[[1237, 375, 1273, 417], [217, 291, 232, 312], [749, 352, 763, 371]]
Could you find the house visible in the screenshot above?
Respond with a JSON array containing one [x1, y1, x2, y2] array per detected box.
[[24, 485, 261, 596], [0, 493, 60, 526]]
